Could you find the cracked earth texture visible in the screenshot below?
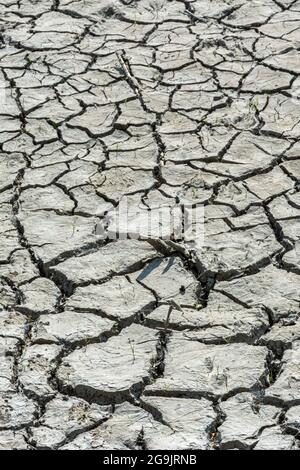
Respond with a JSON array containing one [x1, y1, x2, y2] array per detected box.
[[0, 0, 299, 452]]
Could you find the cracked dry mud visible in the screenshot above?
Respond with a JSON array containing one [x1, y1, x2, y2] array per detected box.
[[0, 0, 299, 452]]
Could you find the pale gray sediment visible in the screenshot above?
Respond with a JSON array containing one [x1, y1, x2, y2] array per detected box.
[[0, 0, 299, 450]]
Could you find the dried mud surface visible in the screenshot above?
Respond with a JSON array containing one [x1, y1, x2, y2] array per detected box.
[[0, 0, 299, 450]]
